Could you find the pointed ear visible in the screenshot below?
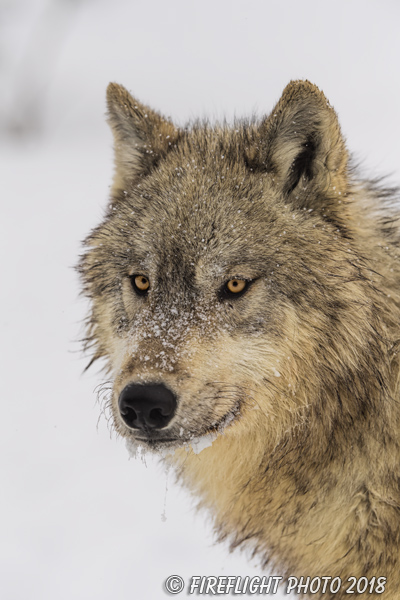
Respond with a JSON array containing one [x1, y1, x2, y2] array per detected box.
[[254, 80, 348, 205], [106, 83, 179, 199]]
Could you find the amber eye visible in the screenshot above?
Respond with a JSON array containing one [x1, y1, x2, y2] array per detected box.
[[131, 274, 150, 295], [220, 278, 251, 300], [226, 279, 246, 293]]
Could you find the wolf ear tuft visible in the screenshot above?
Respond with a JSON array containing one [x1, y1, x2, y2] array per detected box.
[[257, 80, 348, 207], [106, 83, 179, 200]]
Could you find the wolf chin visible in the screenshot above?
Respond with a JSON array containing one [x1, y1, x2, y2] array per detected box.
[[79, 80, 400, 598]]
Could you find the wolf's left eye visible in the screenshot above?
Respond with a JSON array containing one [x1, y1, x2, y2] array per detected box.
[[130, 274, 150, 296], [220, 278, 251, 300]]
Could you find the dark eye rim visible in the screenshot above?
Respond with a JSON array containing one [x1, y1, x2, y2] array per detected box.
[[130, 273, 150, 296], [218, 278, 254, 301]]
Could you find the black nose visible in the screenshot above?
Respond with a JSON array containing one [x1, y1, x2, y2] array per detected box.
[[118, 383, 177, 430]]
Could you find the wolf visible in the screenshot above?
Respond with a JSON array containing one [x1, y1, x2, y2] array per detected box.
[[79, 80, 400, 598]]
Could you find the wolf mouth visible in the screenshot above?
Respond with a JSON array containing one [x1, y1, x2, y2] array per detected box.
[[131, 401, 241, 448], [133, 428, 213, 446], [134, 436, 180, 444]]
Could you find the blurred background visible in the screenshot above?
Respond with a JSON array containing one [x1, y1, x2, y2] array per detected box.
[[1, 1, 399, 598]]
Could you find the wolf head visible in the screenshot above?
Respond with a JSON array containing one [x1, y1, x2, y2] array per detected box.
[[79, 81, 386, 453]]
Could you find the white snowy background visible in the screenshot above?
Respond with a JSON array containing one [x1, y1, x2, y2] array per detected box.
[[1, 1, 400, 599]]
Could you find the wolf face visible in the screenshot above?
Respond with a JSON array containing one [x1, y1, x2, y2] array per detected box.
[[79, 80, 397, 456]]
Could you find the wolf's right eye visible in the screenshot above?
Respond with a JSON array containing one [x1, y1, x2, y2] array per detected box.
[[219, 278, 252, 300], [226, 279, 246, 293], [130, 274, 150, 296]]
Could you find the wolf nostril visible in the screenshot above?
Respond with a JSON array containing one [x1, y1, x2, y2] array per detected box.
[[118, 383, 177, 430], [120, 405, 137, 422], [149, 407, 165, 428]]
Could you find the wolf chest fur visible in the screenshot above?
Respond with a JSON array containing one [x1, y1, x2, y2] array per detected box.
[[79, 81, 400, 598]]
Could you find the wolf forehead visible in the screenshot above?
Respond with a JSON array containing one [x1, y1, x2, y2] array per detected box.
[[103, 127, 290, 250], [113, 163, 271, 246], [86, 149, 292, 293]]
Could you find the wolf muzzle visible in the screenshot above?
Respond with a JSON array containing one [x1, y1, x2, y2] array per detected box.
[[118, 383, 177, 430]]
